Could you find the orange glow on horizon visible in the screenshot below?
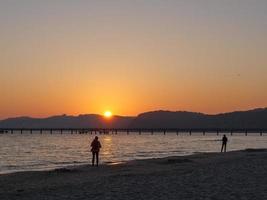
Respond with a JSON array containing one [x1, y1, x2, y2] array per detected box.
[[1, 1, 267, 120], [104, 111, 113, 118]]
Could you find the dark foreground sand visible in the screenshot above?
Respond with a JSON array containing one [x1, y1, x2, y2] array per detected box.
[[1, 149, 267, 200]]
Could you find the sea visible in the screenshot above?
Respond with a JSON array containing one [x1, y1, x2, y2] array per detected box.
[[0, 131, 267, 174]]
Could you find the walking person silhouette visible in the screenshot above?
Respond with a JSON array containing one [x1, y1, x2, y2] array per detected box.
[[221, 134, 228, 152], [90, 136, 102, 166]]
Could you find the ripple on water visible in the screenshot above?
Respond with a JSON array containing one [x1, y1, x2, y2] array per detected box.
[[1, 133, 267, 173]]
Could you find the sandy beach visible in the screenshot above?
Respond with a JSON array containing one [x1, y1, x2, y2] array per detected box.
[[1, 149, 267, 200]]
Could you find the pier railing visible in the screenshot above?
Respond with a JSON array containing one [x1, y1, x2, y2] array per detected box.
[[0, 128, 266, 136]]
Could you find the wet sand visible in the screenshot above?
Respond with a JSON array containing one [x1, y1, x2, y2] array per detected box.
[[1, 149, 267, 200]]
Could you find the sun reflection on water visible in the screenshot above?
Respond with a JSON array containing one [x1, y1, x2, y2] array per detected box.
[[101, 136, 113, 156]]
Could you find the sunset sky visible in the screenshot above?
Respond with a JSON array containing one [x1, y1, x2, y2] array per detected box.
[[1, 0, 267, 119]]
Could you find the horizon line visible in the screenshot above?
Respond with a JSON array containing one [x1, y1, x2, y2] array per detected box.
[[1, 107, 266, 121]]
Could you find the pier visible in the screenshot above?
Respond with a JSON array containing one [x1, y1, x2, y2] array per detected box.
[[0, 128, 266, 136]]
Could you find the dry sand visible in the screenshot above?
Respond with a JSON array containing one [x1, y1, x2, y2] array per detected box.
[[1, 149, 267, 200]]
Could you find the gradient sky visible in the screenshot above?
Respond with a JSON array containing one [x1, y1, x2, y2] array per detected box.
[[1, 0, 267, 119]]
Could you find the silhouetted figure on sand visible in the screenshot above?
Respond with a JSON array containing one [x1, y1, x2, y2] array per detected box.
[[91, 136, 101, 166], [221, 135, 228, 152]]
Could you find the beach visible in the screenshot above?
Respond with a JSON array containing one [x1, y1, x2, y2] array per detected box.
[[1, 149, 267, 200]]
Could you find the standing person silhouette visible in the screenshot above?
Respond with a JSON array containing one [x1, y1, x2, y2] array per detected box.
[[90, 136, 101, 166], [221, 134, 228, 152]]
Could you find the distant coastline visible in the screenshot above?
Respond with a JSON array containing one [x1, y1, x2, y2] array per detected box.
[[1, 107, 267, 129]]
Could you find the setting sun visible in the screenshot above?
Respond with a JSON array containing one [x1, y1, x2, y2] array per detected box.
[[104, 111, 113, 118]]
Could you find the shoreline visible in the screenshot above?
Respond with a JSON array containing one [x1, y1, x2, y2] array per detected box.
[[0, 148, 265, 175], [0, 149, 231, 176], [1, 148, 267, 199], [0, 151, 199, 175]]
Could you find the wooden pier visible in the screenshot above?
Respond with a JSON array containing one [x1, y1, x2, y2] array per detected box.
[[0, 128, 266, 136]]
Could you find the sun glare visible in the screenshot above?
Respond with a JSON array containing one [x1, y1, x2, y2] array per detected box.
[[104, 111, 113, 118]]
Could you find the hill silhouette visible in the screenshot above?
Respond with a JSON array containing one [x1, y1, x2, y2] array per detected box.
[[0, 114, 133, 129], [0, 108, 267, 129], [129, 108, 267, 129]]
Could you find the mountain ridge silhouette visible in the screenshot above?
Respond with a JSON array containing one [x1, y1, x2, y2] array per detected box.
[[1, 108, 267, 129]]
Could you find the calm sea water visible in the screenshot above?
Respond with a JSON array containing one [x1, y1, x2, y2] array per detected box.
[[0, 131, 267, 174]]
